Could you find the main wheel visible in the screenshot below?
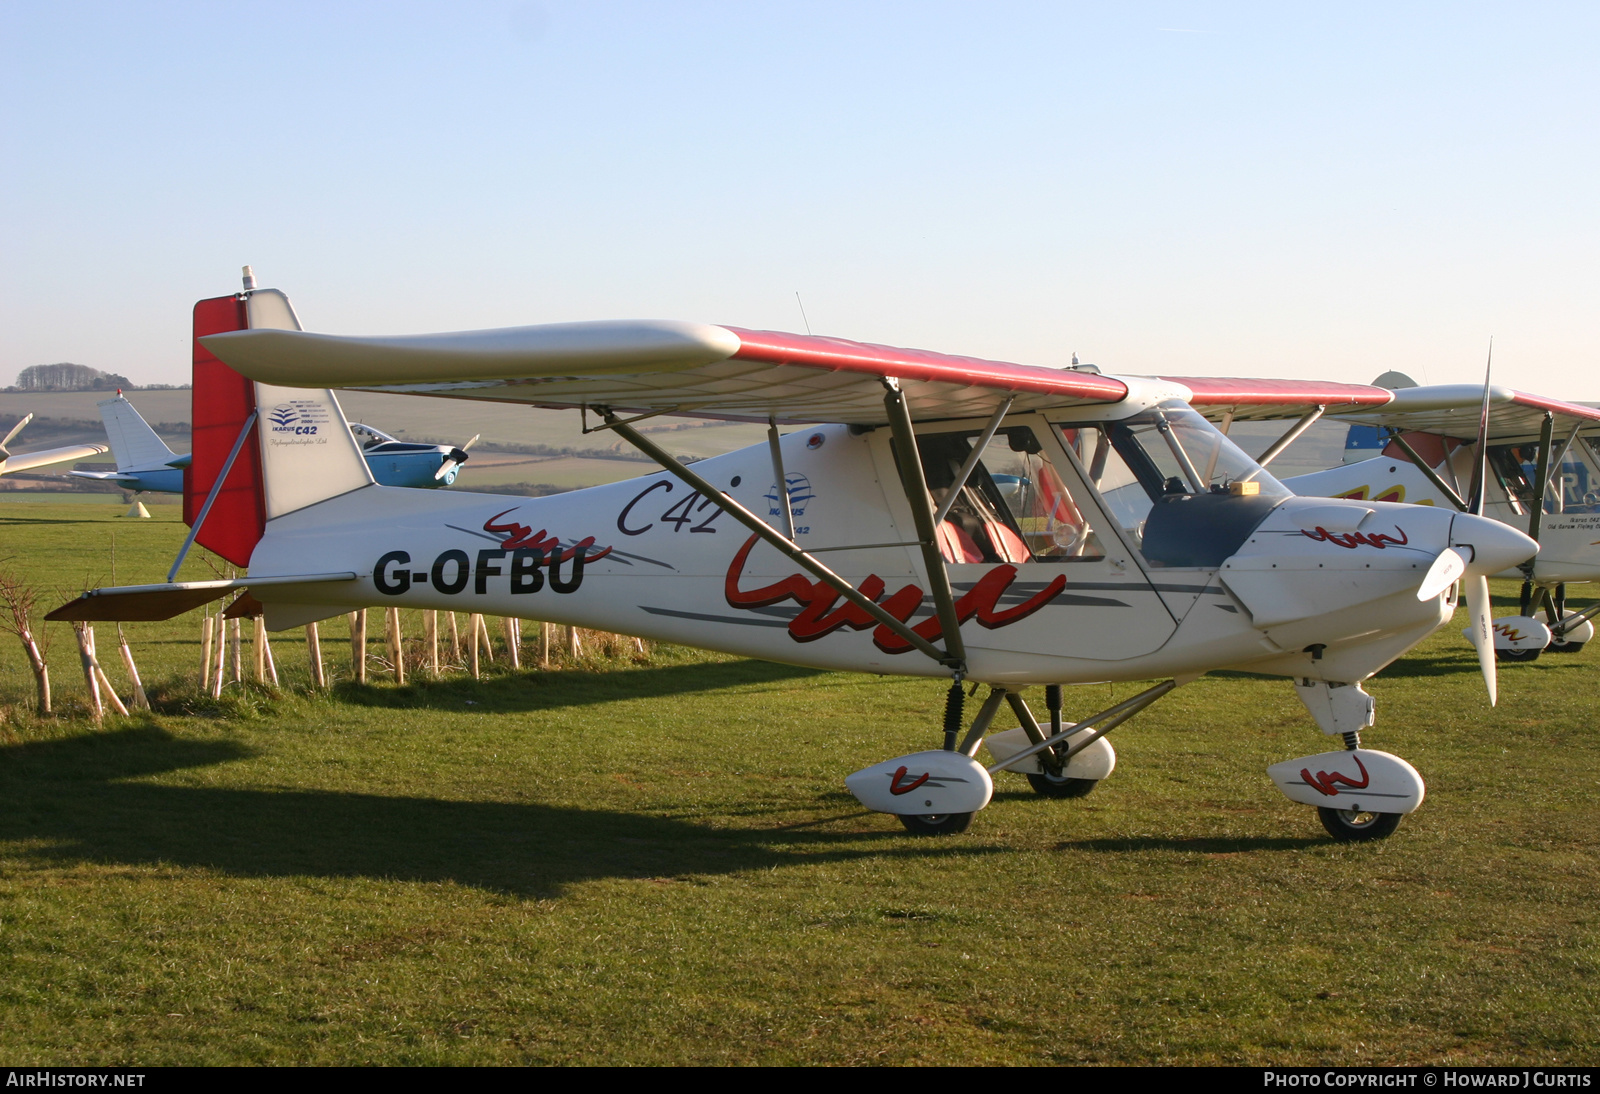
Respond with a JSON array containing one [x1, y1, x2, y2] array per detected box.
[[898, 812, 973, 836], [1318, 806, 1402, 842], [1496, 647, 1541, 663], [1547, 638, 1586, 654], [1026, 771, 1098, 798]]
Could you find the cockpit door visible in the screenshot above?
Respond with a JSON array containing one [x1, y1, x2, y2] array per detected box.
[[887, 414, 1180, 665]]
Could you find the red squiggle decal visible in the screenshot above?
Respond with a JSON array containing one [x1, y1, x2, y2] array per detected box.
[[889, 766, 930, 796], [724, 534, 1066, 653], [484, 508, 614, 563], [1299, 755, 1371, 797], [1301, 525, 1410, 550]]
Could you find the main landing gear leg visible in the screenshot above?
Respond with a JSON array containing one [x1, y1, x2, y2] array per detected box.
[[891, 677, 978, 836], [981, 681, 1182, 797], [1274, 680, 1424, 843], [1544, 583, 1595, 653]]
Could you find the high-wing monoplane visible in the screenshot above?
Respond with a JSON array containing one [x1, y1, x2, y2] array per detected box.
[[71, 392, 478, 493], [0, 412, 109, 478], [50, 279, 1538, 842], [1207, 372, 1600, 661]]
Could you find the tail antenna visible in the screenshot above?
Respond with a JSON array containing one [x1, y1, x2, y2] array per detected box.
[[241, 265, 257, 292]]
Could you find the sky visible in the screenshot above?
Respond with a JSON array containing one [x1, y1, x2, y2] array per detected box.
[[3, 1, 1597, 395]]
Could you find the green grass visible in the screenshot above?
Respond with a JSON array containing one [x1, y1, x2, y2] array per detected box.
[[0, 500, 1597, 1065]]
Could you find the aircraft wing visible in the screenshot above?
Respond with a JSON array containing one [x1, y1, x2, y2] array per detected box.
[[0, 443, 110, 476], [1157, 376, 1397, 422], [1325, 386, 1600, 443], [201, 322, 1136, 424], [1172, 378, 1600, 443]]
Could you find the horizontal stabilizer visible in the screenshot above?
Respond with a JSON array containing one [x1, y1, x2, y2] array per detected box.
[[46, 572, 358, 622], [69, 470, 141, 483]]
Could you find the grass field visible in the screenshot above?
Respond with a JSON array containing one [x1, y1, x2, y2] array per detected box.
[[1, 499, 1597, 1065]]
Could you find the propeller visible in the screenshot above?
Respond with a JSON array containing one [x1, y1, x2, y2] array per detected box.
[[1465, 340, 1493, 516], [0, 412, 34, 460], [1417, 547, 1468, 602], [434, 434, 479, 481], [1464, 572, 1497, 706], [1458, 341, 1499, 704]]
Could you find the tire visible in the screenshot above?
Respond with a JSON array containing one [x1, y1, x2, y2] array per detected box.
[[897, 812, 974, 836], [1547, 640, 1586, 654], [1026, 771, 1098, 799], [1318, 806, 1402, 842], [1496, 647, 1541, 663]]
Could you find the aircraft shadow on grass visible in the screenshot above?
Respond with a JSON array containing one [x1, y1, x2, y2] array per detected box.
[[329, 657, 828, 714], [0, 727, 994, 899], [1055, 835, 1321, 854]]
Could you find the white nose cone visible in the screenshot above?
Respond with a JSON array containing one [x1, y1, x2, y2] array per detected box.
[[1451, 514, 1537, 576]]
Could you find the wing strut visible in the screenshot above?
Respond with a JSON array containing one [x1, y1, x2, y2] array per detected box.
[[933, 397, 1012, 525], [167, 409, 259, 582], [880, 378, 968, 676], [1546, 420, 1583, 510], [1526, 412, 1555, 543], [1254, 405, 1326, 469], [1383, 430, 1468, 512], [1517, 411, 1557, 612], [766, 416, 797, 541], [599, 407, 952, 665]]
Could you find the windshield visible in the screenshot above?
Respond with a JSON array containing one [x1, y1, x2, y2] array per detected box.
[[1058, 402, 1290, 567]]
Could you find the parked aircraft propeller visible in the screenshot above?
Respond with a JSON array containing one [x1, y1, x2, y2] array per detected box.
[[1462, 342, 1499, 704], [434, 434, 479, 481], [1464, 573, 1497, 706]]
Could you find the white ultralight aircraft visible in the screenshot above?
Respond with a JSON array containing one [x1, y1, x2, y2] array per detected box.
[[51, 279, 1538, 841], [1217, 372, 1600, 661]]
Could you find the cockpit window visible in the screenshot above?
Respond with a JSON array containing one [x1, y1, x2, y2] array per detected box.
[[911, 426, 1106, 564], [1058, 402, 1289, 567], [1496, 438, 1600, 515]]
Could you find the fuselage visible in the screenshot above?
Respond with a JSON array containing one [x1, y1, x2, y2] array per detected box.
[[249, 409, 1531, 688], [1287, 452, 1600, 586]]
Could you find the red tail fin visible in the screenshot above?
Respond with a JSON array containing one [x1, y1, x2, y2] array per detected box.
[[183, 295, 265, 567]]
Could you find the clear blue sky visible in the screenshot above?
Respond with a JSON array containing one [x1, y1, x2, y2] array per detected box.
[[3, 2, 1597, 395]]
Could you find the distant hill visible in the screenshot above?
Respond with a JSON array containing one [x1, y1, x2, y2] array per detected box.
[[12, 363, 132, 392]]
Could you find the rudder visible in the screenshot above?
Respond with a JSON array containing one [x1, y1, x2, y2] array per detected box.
[[184, 285, 373, 569]]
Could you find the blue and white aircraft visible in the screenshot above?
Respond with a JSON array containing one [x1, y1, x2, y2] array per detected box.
[[69, 393, 191, 493], [349, 422, 478, 488], [72, 393, 476, 492]]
